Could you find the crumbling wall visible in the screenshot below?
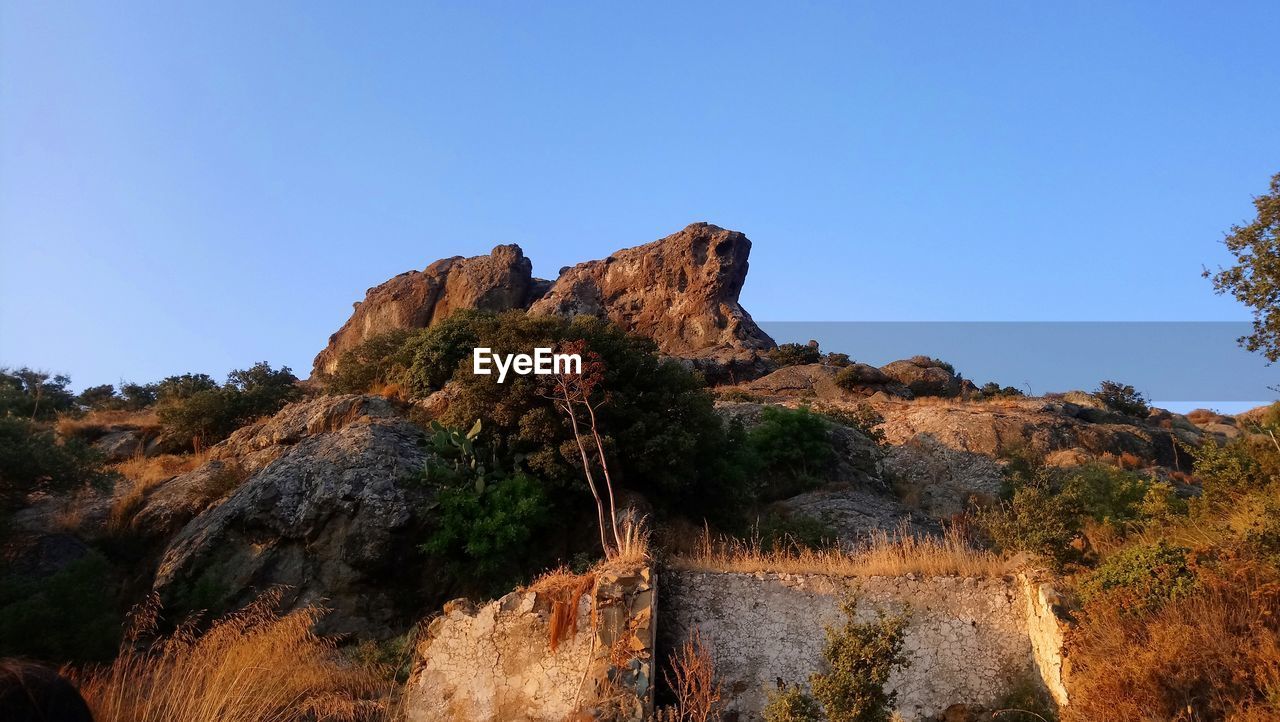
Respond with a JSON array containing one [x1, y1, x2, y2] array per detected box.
[[403, 566, 655, 722], [661, 570, 1062, 721], [1022, 575, 1071, 707]]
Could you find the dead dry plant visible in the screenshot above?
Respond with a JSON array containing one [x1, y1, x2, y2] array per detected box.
[[657, 628, 722, 722]]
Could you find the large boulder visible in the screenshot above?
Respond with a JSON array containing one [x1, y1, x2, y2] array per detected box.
[[313, 245, 541, 376], [879, 356, 963, 398], [529, 223, 775, 380], [151, 394, 436, 637]]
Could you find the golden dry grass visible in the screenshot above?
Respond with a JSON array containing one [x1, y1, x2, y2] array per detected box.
[[57, 409, 161, 440], [106, 453, 205, 535], [74, 590, 392, 722], [670, 526, 1014, 578], [1064, 565, 1280, 722]]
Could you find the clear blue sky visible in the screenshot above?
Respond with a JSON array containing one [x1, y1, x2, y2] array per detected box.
[[2, 2, 1278, 393]]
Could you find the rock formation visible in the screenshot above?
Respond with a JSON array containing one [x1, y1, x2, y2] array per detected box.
[[312, 223, 776, 381], [880, 356, 964, 398], [313, 245, 541, 375], [151, 394, 436, 637], [529, 223, 775, 380], [743, 362, 911, 400]]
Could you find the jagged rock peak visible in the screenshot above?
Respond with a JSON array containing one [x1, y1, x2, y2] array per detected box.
[[312, 244, 540, 375], [312, 223, 776, 381], [529, 222, 774, 359]]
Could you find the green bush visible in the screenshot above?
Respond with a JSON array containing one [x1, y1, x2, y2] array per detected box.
[[1093, 380, 1149, 418], [833, 364, 881, 392], [810, 596, 910, 722], [764, 684, 823, 722], [156, 363, 301, 449], [0, 367, 76, 420], [416, 420, 552, 592], [1192, 438, 1267, 496], [815, 402, 886, 445], [325, 329, 415, 393], [823, 352, 853, 368], [756, 511, 838, 552], [980, 463, 1158, 568], [747, 406, 834, 500], [0, 551, 122, 662], [0, 417, 111, 513], [1078, 540, 1196, 615], [77, 381, 159, 411], [977, 381, 1025, 399], [402, 312, 751, 522], [769, 342, 822, 367]]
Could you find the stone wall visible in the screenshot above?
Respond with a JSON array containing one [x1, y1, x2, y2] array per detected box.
[[661, 570, 1064, 721], [403, 566, 656, 722]]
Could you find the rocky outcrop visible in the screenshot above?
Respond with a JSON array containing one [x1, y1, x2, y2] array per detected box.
[[313, 224, 776, 382], [743, 363, 911, 400], [313, 245, 540, 375], [883, 436, 1006, 519], [875, 397, 1190, 470], [880, 356, 964, 398], [151, 394, 435, 637], [530, 223, 775, 380]]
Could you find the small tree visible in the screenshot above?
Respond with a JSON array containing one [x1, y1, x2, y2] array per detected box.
[[1204, 171, 1280, 361], [769, 342, 822, 367], [542, 339, 622, 557], [810, 596, 910, 722], [1093, 380, 1149, 417]]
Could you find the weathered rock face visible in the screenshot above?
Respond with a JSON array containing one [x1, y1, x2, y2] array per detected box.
[[151, 394, 435, 637], [530, 223, 775, 380], [313, 224, 776, 381], [883, 436, 1006, 519], [404, 566, 655, 722], [313, 245, 540, 375]]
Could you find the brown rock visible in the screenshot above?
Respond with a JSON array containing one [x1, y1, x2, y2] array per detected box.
[[880, 356, 963, 398], [313, 245, 540, 376], [529, 223, 775, 380], [741, 363, 910, 400]]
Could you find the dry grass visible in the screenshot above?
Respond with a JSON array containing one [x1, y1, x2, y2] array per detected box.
[[113, 452, 204, 486], [669, 525, 1014, 578], [74, 590, 391, 722], [656, 628, 722, 722], [50, 484, 99, 533], [106, 453, 208, 535], [612, 511, 651, 567], [57, 409, 161, 440], [1065, 561, 1280, 722]]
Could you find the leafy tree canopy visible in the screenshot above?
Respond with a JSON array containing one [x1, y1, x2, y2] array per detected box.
[[1206, 171, 1280, 361]]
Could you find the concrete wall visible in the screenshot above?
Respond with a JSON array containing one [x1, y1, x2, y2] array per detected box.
[[404, 566, 656, 722], [661, 570, 1064, 721]]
